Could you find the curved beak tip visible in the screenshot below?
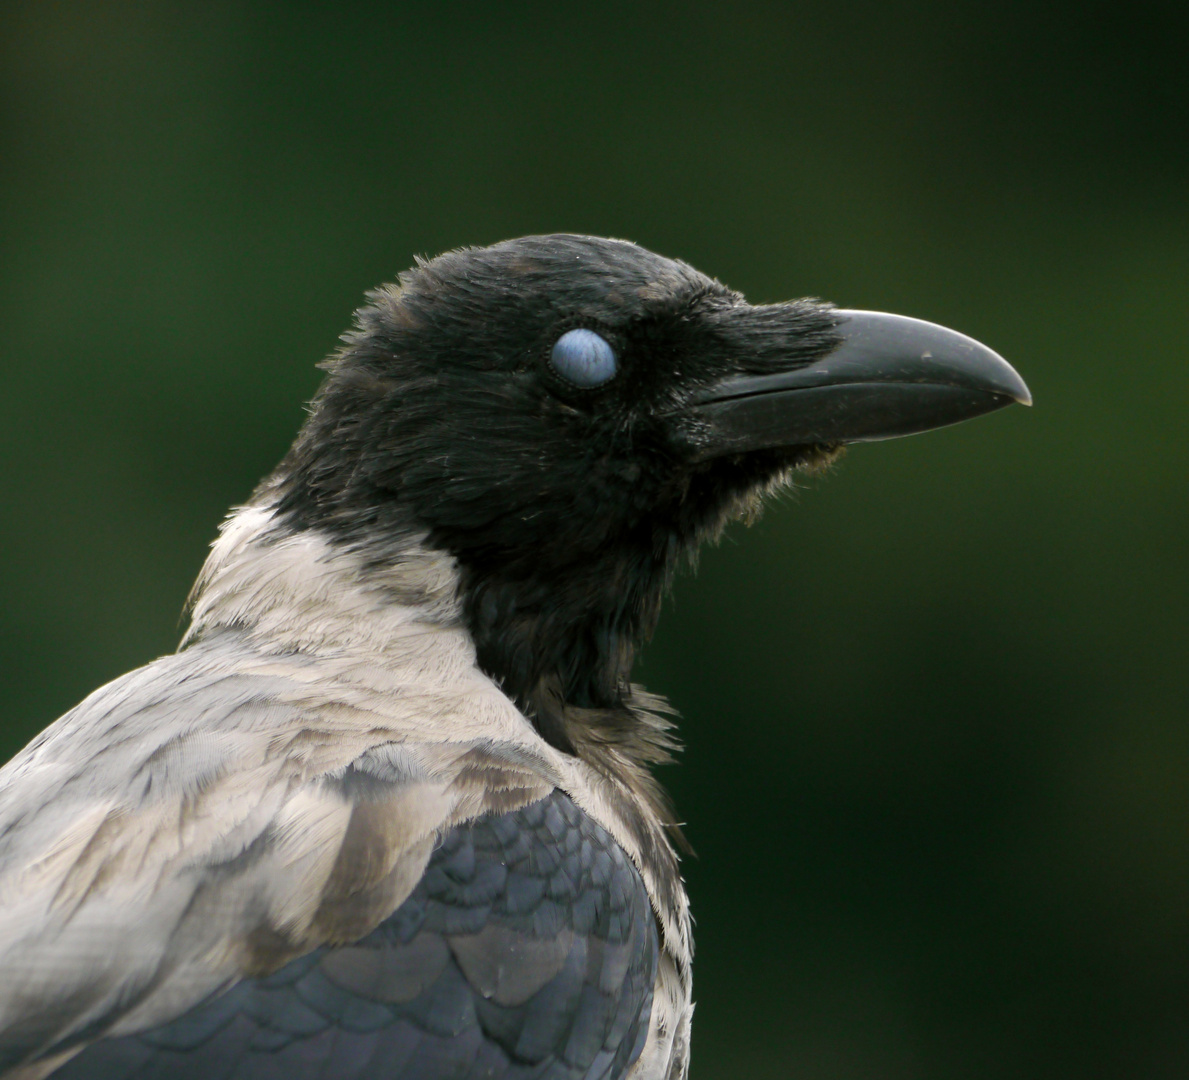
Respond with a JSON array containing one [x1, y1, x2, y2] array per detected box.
[[990, 360, 1032, 408], [975, 361, 1032, 409]]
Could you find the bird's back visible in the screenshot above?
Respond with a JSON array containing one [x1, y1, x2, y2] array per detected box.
[[0, 508, 691, 1080], [46, 790, 659, 1080]]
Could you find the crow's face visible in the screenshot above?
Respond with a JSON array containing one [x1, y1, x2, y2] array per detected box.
[[273, 234, 1028, 734], [279, 235, 842, 562]]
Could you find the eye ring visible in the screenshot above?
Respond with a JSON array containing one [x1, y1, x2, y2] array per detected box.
[[550, 328, 618, 388]]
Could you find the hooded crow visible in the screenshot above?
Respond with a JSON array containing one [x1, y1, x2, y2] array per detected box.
[[0, 234, 1030, 1080]]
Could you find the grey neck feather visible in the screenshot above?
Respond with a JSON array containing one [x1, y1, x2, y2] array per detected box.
[[184, 502, 465, 657]]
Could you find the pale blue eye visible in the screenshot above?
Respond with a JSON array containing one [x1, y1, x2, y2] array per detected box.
[[550, 328, 617, 388]]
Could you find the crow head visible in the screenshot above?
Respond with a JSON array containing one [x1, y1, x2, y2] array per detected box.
[[271, 234, 1029, 758]]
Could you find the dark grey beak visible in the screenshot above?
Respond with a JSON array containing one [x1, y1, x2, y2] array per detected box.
[[690, 309, 1031, 459]]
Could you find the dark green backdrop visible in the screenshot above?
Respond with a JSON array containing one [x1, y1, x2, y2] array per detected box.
[[2, 3, 1186, 1077]]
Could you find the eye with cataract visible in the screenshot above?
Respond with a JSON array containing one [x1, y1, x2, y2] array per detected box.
[[550, 328, 618, 388]]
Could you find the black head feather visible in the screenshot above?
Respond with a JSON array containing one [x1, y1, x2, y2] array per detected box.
[[269, 235, 841, 791]]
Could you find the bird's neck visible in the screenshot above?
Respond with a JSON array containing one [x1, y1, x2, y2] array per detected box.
[[183, 503, 465, 657], [455, 529, 676, 745], [183, 500, 679, 769]]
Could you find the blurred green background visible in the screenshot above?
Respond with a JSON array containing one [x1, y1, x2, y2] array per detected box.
[[2, 2, 1186, 1077]]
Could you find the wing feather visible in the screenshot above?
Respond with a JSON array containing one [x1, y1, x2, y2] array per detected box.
[[0, 634, 554, 1073]]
